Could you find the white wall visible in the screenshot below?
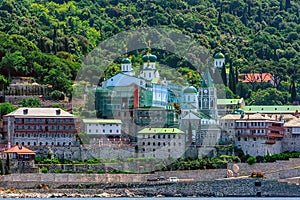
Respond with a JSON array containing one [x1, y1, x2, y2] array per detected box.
[[85, 123, 121, 135]]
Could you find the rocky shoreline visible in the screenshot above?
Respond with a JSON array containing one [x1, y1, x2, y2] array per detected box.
[[1, 179, 300, 198]]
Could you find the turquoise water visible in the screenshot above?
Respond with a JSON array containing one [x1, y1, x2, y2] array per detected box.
[[3, 198, 300, 200]]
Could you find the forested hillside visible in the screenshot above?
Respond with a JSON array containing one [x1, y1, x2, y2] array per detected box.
[[0, 0, 299, 104]]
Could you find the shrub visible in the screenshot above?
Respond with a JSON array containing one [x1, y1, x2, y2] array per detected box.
[[97, 170, 105, 174], [250, 171, 264, 178], [41, 167, 48, 173], [247, 156, 257, 165], [87, 169, 94, 174]]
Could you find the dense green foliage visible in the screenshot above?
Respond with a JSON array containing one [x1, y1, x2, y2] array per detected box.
[[0, 0, 299, 102], [0, 102, 16, 118], [18, 97, 41, 107]]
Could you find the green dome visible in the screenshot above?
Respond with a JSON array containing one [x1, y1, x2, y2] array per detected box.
[[183, 86, 197, 94], [121, 58, 131, 64], [214, 52, 225, 59], [142, 54, 157, 62]]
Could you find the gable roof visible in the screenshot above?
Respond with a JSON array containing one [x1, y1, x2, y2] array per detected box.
[[284, 118, 300, 127], [83, 119, 122, 124], [5, 108, 74, 118], [4, 146, 35, 155], [217, 99, 241, 105], [138, 128, 184, 134], [243, 105, 300, 114], [239, 73, 273, 83], [102, 72, 145, 88]]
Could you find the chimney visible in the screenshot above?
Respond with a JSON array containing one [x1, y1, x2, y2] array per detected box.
[[56, 109, 61, 115], [23, 109, 28, 115]]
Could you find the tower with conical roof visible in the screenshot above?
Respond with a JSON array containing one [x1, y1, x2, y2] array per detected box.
[[198, 67, 218, 120]]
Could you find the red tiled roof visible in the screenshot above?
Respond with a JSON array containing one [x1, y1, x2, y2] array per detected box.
[[4, 146, 36, 155], [239, 73, 273, 83]]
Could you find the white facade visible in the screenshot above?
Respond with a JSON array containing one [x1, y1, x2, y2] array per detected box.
[[140, 68, 160, 81], [214, 58, 225, 69], [83, 119, 122, 135]]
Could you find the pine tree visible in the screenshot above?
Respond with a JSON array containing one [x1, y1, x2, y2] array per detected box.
[[221, 63, 227, 86]]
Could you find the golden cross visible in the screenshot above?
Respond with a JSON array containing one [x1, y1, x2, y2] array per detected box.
[[148, 40, 151, 47]]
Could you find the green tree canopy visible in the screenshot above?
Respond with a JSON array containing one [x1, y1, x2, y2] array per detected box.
[[18, 98, 41, 108]]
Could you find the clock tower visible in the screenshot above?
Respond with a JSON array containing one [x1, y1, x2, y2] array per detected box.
[[199, 67, 218, 120]]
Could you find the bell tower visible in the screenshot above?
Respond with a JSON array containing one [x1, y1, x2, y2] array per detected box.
[[199, 67, 218, 120]]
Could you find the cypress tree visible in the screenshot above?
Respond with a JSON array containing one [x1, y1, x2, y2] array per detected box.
[[235, 66, 239, 85], [291, 80, 297, 102], [5, 154, 10, 175], [221, 63, 227, 86], [279, 0, 284, 10], [187, 122, 193, 146], [229, 61, 236, 94], [285, 0, 291, 10], [218, 11, 222, 24]]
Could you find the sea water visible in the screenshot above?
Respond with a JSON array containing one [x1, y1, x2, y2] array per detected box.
[[3, 198, 300, 200]]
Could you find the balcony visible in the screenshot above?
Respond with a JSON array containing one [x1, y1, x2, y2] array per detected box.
[[265, 139, 276, 144], [268, 132, 284, 138]]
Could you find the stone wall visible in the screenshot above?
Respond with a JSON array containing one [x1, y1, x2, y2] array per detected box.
[[2, 175, 300, 197], [227, 158, 300, 178], [154, 169, 227, 181], [32, 146, 136, 160]]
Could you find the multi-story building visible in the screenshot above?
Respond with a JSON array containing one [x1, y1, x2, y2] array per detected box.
[[217, 98, 245, 116], [283, 117, 300, 152], [242, 105, 300, 115], [219, 114, 241, 145], [82, 119, 131, 147], [137, 128, 185, 160], [83, 119, 122, 135], [235, 113, 284, 156], [3, 108, 79, 147]]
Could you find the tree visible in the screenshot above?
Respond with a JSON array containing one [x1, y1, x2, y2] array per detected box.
[[249, 88, 288, 105], [187, 122, 193, 146], [0, 103, 16, 118], [5, 153, 10, 175], [0, 51, 26, 78], [221, 63, 227, 86], [50, 90, 64, 100], [228, 61, 236, 94], [285, 0, 291, 10], [18, 98, 41, 108]]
